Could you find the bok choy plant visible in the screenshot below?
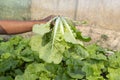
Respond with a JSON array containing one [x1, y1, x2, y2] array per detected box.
[[30, 16, 91, 64]]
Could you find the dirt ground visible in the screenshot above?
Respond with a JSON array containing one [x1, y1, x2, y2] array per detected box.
[[77, 26, 120, 50]]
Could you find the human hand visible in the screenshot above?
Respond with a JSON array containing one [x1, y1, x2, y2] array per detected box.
[[41, 15, 56, 22]]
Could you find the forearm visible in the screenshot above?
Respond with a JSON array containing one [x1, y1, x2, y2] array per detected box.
[[0, 20, 45, 34], [0, 15, 55, 34]]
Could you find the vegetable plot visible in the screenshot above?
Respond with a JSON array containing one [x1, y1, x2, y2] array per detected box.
[[0, 16, 120, 80]]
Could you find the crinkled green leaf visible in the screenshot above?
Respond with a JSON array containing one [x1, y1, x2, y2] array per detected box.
[[15, 63, 54, 80], [66, 58, 85, 79], [108, 51, 120, 68], [67, 65, 85, 79], [29, 35, 42, 52], [67, 72, 84, 79], [19, 47, 34, 62], [82, 61, 105, 78], [107, 68, 120, 80], [39, 38, 66, 64], [0, 58, 19, 73], [33, 17, 57, 36], [54, 65, 75, 80], [45, 63, 59, 74], [14, 69, 23, 75], [86, 44, 98, 55], [64, 17, 91, 42], [38, 73, 51, 80], [33, 23, 50, 36], [61, 17, 78, 44], [25, 63, 49, 73], [86, 44, 107, 60], [55, 73, 74, 80], [15, 73, 38, 80], [0, 76, 13, 80], [91, 54, 107, 60], [30, 34, 65, 64], [82, 64, 94, 77], [76, 31, 91, 42], [68, 44, 89, 60], [0, 36, 24, 54], [1, 52, 11, 59], [86, 76, 104, 80]]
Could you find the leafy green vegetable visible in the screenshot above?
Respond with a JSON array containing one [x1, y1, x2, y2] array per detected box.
[[31, 17, 89, 64]]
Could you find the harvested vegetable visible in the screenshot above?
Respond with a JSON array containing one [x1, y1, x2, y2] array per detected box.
[[31, 16, 91, 64]]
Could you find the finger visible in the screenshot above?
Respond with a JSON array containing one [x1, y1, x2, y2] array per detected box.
[[42, 15, 56, 22]]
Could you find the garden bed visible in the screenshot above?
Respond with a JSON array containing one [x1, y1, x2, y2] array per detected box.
[[0, 17, 120, 80]]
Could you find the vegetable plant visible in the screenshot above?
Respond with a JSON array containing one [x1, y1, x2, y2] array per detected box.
[[31, 16, 91, 64]]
